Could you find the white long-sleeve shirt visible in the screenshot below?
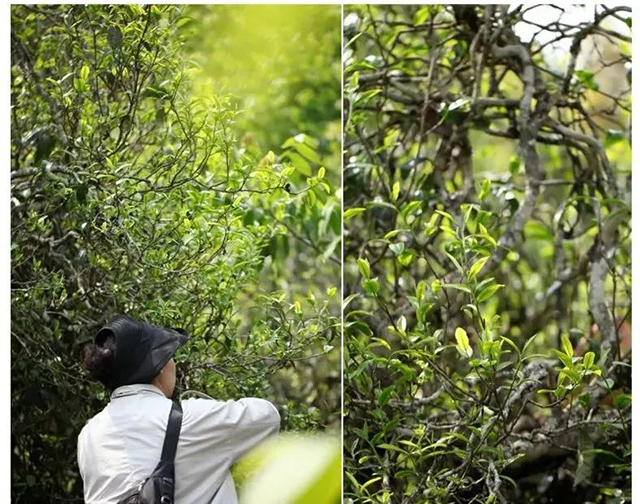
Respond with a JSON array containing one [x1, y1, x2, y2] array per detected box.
[[77, 384, 280, 504]]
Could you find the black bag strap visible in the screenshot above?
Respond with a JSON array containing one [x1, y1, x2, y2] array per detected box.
[[160, 402, 183, 463]]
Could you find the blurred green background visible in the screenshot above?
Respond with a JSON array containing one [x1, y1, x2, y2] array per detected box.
[[182, 5, 341, 176]]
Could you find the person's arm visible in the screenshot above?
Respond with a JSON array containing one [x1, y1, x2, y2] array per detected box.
[[182, 397, 280, 463]]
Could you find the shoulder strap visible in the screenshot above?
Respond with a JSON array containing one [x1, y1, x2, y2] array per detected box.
[[160, 401, 183, 463]]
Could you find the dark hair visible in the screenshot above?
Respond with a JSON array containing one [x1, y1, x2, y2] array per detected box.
[[82, 329, 117, 388]]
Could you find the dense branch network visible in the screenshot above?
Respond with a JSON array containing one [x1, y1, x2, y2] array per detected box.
[[344, 5, 630, 502]]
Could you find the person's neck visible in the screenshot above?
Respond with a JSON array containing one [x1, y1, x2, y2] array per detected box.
[[151, 378, 171, 398]]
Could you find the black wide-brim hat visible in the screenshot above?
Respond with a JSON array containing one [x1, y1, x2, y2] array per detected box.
[[95, 315, 189, 389]]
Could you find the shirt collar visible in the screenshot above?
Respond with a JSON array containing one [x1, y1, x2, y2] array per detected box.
[[110, 383, 166, 400]]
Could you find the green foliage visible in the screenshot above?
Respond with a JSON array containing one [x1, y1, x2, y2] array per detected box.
[[182, 5, 342, 356], [234, 433, 341, 504], [344, 5, 631, 503], [11, 5, 339, 501]]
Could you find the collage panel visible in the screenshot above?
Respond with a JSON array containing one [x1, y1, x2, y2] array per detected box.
[[343, 5, 631, 503], [11, 4, 341, 503]]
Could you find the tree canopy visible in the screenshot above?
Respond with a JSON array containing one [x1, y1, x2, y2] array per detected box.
[[343, 5, 631, 503]]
